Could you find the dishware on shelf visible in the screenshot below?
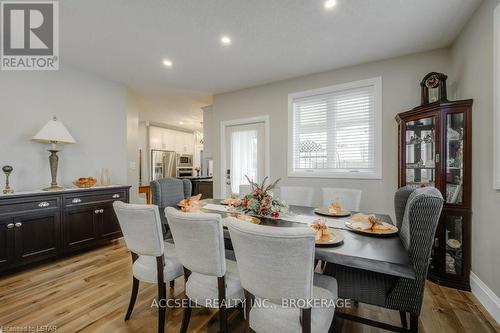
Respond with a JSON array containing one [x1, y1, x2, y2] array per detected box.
[[72, 177, 97, 188]]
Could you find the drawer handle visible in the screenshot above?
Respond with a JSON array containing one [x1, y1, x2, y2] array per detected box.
[[95, 210, 100, 214], [6, 223, 14, 229], [72, 198, 82, 204], [112, 194, 120, 199], [38, 201, 50, 208], [15, 222, 22, 228], [100, 209, 104, 213]]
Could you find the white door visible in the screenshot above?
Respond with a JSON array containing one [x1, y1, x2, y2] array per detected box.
[[224, 122, 266, 196]]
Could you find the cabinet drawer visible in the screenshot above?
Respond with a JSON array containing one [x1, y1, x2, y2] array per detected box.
[[0, 197, 59, 215], [64, 190, 127, 207]]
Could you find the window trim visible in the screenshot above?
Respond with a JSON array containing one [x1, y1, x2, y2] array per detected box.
[[287, 77, 383, 179]]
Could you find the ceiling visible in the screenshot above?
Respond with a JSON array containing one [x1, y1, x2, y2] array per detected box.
[[60, 0, 481, 129]]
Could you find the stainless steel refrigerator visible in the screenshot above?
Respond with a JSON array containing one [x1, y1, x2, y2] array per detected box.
[[151, 150, 177, 181]]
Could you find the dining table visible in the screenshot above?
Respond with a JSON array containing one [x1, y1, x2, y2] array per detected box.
[[198, 199, 415, 281]]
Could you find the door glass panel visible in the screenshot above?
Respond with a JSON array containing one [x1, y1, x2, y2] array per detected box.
[[445, 215, 463, 276], [446, 113, 464, 204], [405, 117, 435, 188]]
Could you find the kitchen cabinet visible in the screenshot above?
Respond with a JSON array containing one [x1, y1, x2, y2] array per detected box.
[[149, 126, 195, 154]]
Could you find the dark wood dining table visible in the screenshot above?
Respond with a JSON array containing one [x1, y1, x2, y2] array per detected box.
[[200, 199, 415, 280]]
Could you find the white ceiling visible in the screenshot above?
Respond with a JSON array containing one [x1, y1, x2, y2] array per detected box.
[[60, 0, 481, 129]]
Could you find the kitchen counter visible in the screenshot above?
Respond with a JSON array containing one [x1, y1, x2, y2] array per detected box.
[[176, 176, 213, 181]]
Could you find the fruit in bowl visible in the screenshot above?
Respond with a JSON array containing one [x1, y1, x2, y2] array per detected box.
[[73, 177, 97, 188]]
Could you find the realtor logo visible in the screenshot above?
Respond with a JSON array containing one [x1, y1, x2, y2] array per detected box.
[[1, 1, 59, 70]]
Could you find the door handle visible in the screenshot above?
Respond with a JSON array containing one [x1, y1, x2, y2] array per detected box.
[[15, 222, 22, 228], [6, 223, 14, 229]]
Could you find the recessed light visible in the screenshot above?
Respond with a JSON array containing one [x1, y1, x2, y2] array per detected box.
[[162, 59, 173, 67], [324, 0, 337, 9], [221, 36, 231, 45], [179, 121, 184, 125]]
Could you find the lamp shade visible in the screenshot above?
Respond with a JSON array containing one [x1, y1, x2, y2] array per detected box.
[[32, 117, 76, 144]]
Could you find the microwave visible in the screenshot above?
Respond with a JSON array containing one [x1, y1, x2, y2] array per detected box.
[[177, 154, 193, 167]]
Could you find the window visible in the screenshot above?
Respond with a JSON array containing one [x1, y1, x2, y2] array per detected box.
[[288, 77, 382, 179]]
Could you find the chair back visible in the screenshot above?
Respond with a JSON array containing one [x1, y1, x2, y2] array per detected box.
[[165, 207, 226, 277], [394, 186, 415, 229], [279, 186, 314, 206], [239, 184, 251, 196], [321, 187, 362, 211], [387, 186, 443, 315], [151, 177, 192, 209], [113, 201, 165, 256], [227, 219, 316, 306]]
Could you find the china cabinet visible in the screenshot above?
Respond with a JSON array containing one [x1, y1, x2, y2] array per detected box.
[[396, 72, 472, 290]]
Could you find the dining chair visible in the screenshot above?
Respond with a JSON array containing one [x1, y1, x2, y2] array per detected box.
[[321, 187, 362, 211], [150, 177, 192, 237], [324, 186, 444, 333], [279, 186, 314, 206], [113, 202, 184, 333], [239, 184, 251, 196], [165, 207, 244, 333], [226, 218, 338, 333]]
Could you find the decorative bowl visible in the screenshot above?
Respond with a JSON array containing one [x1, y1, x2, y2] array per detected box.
[[73, 177, 97, 188]]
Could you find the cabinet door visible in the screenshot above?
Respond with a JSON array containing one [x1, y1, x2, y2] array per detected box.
[[64, 205, 99, 251], [13, 210, 61, 265], [401, 114, 440, 189], [443, 110, 470, 208], [100, 203, 122, 239], [0, 218, 15, 270], [149, 126, 163, 150], [441, 211, 469, 280]]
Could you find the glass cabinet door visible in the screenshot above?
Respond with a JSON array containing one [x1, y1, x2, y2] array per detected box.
[[444, 213, 466, 278], [404, 117, 436, 188], [445, 112, 464, 204]]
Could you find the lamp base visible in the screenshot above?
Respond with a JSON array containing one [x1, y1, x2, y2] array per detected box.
[[42, 185, 65, 192]]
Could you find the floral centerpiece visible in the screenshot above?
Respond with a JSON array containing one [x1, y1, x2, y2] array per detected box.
[[230, 176, 289, 218]]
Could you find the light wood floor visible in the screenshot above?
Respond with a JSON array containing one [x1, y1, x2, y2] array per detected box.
[[0, 240, 498, 333]]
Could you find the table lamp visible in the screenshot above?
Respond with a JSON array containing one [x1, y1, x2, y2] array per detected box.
[[32, 117, 76, 191]]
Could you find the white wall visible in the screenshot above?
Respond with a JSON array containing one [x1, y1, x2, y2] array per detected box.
[[127, 91, 140, 203], [0, 67, 128, 191], [211, 48, 451, 215], [450, 0, 500, 298]]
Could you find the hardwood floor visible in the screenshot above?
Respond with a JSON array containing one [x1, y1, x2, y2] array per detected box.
[[0, 240, 498, 333]]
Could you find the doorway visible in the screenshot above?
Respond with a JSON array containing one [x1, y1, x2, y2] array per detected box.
[[220, 116, 270, 198]]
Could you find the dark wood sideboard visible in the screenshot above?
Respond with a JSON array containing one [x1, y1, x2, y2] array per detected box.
[[0, 185, 130, 274]]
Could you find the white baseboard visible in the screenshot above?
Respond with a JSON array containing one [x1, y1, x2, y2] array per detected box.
[[470, 272, 500, 324]]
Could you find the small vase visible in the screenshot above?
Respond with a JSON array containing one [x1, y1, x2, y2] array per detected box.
[[100, 168, 110, 186]]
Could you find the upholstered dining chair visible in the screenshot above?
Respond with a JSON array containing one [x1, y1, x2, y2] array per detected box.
[[279, 186, 314, 206], [324, 186, 444, 333], [150, 177, 192, 236], [226, 218, 338, 333], [239, 184, 251, 196], [113, 202, 184, 333], [321, 187, 362, 211], [165, 207, 244, 333]]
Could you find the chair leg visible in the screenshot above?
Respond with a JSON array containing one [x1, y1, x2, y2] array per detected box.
[[169, 280, 175, 288], [301, 308, 312, 333], [244, 289, 254, 333], [218, 276, 228, 333], [156, 256, 166, 333], [328, 313, 336, 333], [125, 277, 139, 321], [400, 311, 408, 329], [409, 314, 418, 333], [180, 298, 192, 333]]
